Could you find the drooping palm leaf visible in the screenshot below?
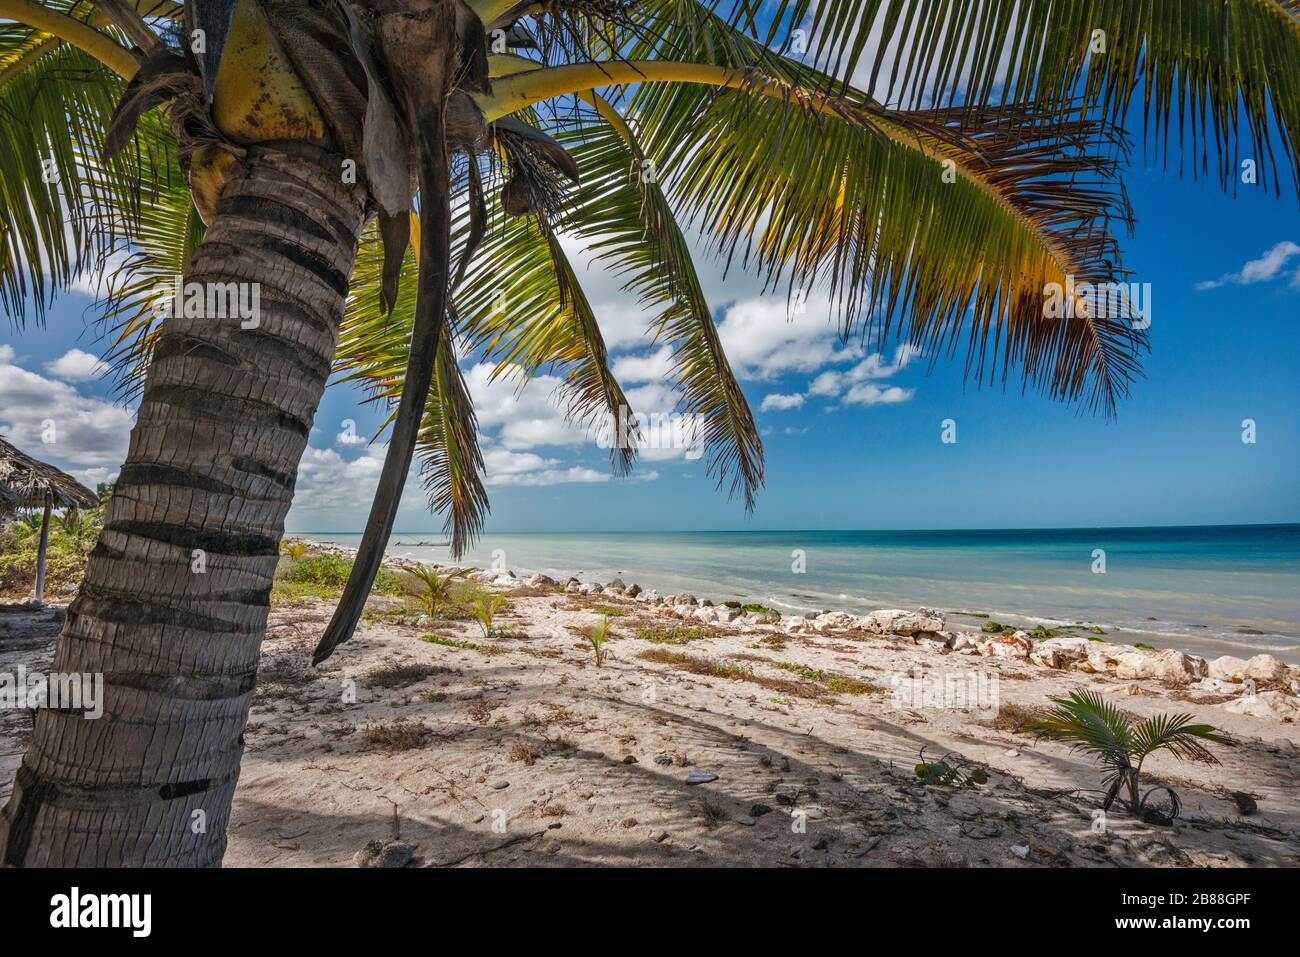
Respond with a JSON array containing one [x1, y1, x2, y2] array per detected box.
[[336, 218, 489, 556], [0, 36, 137, 322], [559, 92, 762, 508], [463, 209, 639, 476]]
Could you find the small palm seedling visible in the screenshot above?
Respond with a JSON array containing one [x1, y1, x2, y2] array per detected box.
[[587, 616, 611, 667], [473, 593, 506, 639], [404, 565, 472, 618], [1021, 690, 1233, 823], [281, 541, 308, 562]]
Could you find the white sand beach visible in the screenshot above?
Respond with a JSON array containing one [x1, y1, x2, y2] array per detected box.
[[5, 541, 1295, 868]]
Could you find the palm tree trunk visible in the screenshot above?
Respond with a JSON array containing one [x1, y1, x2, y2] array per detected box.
[[0, 141, 366, 867], [33, 497, 52, 603]]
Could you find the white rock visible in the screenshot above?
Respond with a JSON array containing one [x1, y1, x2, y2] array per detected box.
[[1031, 636, 1092, 668], [577, 583, 601, 596], [785, 616, 809, 633], [693, 606, 720, 624], [1208, 655, 1249, 681], [1245, 654, 1290, 684], [1189, 678, 1245, 696], [814, 611, 857, 630], [951, 632, 981, 652], [524, 573, 557, 588], [1077, 642, 1131, 674], [981, 632, 1032, 658], [716, 607, 742, 623], [1221, 691, 1300, 721], [1115, 649, 1200, 684], [492, 575, 523, 588], [867, 607, 946, 636]]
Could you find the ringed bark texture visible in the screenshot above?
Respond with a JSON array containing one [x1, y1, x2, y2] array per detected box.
[[0, 142, 366, 866]]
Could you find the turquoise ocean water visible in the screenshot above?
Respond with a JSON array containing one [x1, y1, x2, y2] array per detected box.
[[303, 525, 1300, 663]]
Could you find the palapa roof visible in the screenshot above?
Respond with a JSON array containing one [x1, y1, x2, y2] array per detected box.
[[0, 435, 98, 513]]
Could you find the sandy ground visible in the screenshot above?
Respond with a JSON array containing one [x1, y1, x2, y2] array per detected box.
[[2, 577, 1298, 868]]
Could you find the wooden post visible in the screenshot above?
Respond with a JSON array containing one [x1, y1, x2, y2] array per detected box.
[[33, 496, 52, 604]]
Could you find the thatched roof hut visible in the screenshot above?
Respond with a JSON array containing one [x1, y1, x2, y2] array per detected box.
[[0, 435, 98, 604], [0, 435, 98, 515]]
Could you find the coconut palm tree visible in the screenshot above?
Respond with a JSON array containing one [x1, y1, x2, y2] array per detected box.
[[0, 0, 1295, 866]]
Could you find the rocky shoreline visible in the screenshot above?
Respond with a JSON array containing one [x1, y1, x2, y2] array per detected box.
[[294, 537, 1300, 725]]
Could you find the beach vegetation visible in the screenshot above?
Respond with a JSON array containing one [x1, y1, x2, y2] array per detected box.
[[637, 625, 714, 644], [420, 634, 503, 655], [773, 662, 879, 695], [281, 541, 308, 561], [403, 565, 473, 617], [0, 485, 109, 598], [1021, 690, 1233, 820], [272, 553, 404, 602], [638, 649, 833, 700], [586, 616, 611, 667], [472, 592, 507, 639], [914, 749, 989, 787], [359, 719, 432, 753]]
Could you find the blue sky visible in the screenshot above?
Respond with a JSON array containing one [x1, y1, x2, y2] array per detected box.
[[3, 116, 1298, 535]]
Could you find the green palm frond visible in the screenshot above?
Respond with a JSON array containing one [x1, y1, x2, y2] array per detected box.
[[766, 0, 1300, 198], [460, 207, 639, 476], [0, 14, 193, 398], [337, 220, 490, 556], [1022, 689, 1135, 771], [420, 315, 490, 556], [1023, 688, 1233, 817], [93, 140, 200, 397], [1130, 712, 1233, 764], [629, 77, 1144, 414], [560, 92, 763, 508], [0, 36, 136, 322]]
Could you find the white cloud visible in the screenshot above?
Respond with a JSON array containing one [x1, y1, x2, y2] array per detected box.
[[0, 347, 134, 469], [612, 347, 674, 383], [842, 383, 914, 406], [764, 343, 919, 410], [760, 393, 805, 411], [69, 466, 119, 488], [715, 293, 861, 378], [44, 348, 109, 382], [1195, 241, 1300, 291], [464, 363, 591, 450], [292, 442, 400, 512]]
